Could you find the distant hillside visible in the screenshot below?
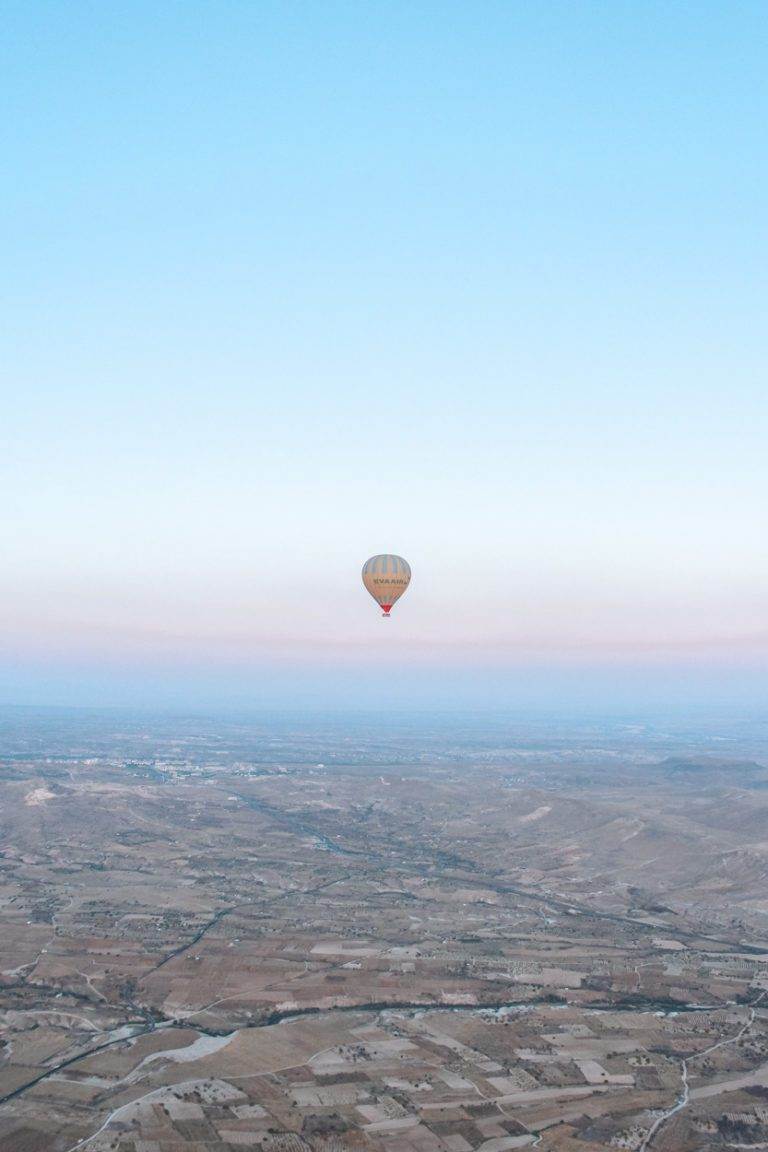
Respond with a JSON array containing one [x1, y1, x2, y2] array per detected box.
[[654, 756, 767, 780]]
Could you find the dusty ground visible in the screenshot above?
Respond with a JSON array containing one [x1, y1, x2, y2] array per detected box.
[[1, 708, 768, 1150]]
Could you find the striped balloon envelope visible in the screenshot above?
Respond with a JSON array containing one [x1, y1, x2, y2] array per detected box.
[[361, 554, 411, 617]]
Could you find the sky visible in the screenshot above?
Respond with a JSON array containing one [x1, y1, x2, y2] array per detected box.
[[2, 1, 767, 712]]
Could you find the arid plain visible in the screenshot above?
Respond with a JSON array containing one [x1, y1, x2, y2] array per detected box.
[[2, 709, 768, 1152]]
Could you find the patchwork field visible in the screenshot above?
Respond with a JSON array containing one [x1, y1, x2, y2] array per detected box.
[[2, 709, 768, 1150]]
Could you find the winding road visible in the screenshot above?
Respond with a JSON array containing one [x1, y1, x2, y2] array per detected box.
[[638, 992, 765, 1151]]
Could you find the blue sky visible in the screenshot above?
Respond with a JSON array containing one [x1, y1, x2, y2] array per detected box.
[[2, 2, 767, 710]]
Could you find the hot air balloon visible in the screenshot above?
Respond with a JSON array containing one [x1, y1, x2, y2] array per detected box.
[[362, 555, 411, 617]]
